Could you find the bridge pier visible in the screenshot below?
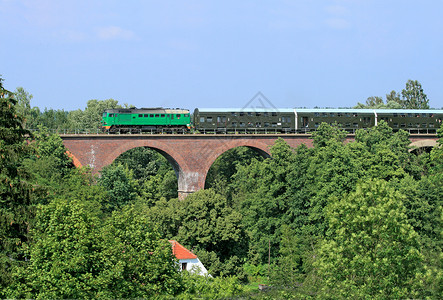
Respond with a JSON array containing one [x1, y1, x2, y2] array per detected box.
[[177, 170, 205, 199]]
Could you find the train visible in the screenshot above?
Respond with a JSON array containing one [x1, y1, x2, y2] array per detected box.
[[101, 107, 443, 134]]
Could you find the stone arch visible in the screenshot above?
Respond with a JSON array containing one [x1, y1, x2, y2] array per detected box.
[[201, 139, 272, 187], [409, 139, 438, 153], [102, 140, 189, 195]]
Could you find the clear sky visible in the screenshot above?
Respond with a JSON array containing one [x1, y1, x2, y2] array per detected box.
[[1, 0, 442, 111]]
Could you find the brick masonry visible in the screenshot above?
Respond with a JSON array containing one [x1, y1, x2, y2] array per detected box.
[[61, 134, 438, 199]]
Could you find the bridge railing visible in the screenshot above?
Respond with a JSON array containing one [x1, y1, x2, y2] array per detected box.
[[29, 127, 439, 135]]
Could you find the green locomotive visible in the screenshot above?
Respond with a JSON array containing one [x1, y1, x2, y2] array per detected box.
[[101, 108, 191, 133]]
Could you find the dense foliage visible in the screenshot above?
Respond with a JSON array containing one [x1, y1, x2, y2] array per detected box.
[[1, 77, 441, 298]]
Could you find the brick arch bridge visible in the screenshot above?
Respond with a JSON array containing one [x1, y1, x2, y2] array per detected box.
[[61, 134, 438, 199]]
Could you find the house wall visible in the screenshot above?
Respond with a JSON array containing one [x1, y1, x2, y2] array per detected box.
[[179, 258, 209, 276]]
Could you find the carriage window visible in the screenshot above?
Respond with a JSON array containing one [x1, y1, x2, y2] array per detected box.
[[393, 123, 399, 128], [176, 114, 181, 118], [353, 123, 358, 128], [247, 112, 252, 116], [207, 117, 213, 122], [255, 122, 261, 127], [281, 116, 291, 123], [239, 122, 245, 127], [272, 112, 277, 116], [232, 122, 237, 127], [256, 112, 261, 116], [240, 112, 244, 116], [139, 114, 143, 117], [200, 117, 205, 123], [271, 122, 277, 127], [264, 122, 270, 127], [155, 114, 159, 117], [264, 112, 269, 117], [109, 114, 114, 117], [161, 114, 165, 117], [150, 114, 154, 117]]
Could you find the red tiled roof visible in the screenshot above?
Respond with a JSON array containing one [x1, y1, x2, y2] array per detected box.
[[169, 240, 197, 260]]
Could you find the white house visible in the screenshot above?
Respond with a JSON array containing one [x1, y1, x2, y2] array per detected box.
[[169, 240, 209, 276]]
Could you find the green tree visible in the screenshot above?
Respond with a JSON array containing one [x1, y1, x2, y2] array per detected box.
[[114, 147, 170, 181], [178, 273, 244, 299], [0, 77, 35, 293], [32, 126, 73, 171], [113, 147, 178, 202], [205, 146, 265, 196], [315, 179, 424, 299], [68, 99, 122, 130], [173, 189, 246, 278], [144, 189, 247, 278], [98, 163, 138, 212], [230, 139, 302, 264], [139, 170, 178, 204], [13, 87, 32, 127], [7, 200, 184, 299], [7, 198, 103, 299], [366, 96, 384, 107], [96, 204, 184, 298], [401, 79, 430, 109], [19, 126, 75, 205], [386, 90, 402, 108], [311, 122, 347, 148]]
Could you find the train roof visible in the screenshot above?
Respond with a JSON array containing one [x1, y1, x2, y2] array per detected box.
[[294, 108, 443, 114], [195, 108, 443, 114], [195, 108, 294, 113], [104, 108, 189, 114]]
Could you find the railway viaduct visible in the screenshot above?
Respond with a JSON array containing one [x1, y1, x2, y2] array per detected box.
[[61, 134, 438, 199]]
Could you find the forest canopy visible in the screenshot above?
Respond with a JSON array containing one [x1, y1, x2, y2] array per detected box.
[[0, 77, 441, 298]]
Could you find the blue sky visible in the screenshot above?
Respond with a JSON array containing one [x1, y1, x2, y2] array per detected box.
[[1, 0, 442, 111]]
